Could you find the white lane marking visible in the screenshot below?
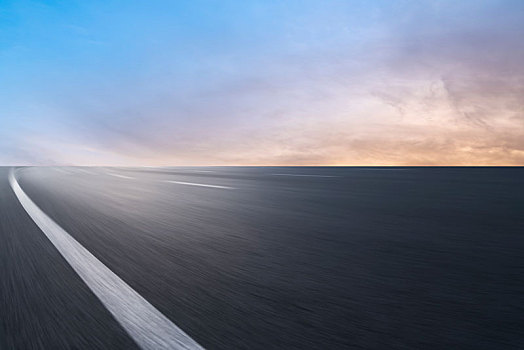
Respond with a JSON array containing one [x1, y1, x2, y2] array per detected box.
[[76, 168, 97, 175], [164, 180, 234, 190], [9, 169, 204, 350], [271, 173, 337, 178], [351, 168, 406, 171], [107, 172, 135, 180]]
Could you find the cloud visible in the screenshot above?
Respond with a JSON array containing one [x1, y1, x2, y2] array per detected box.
[[2, 0, 524, 165]]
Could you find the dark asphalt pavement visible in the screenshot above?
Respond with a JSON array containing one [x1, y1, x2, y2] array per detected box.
[[1, 166, 524, 349]]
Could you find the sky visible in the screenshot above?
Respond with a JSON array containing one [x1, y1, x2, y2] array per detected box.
[[1, 0, 523, 166]]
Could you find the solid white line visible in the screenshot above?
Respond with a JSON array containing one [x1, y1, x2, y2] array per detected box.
[[9, 169, 204, 350], [107, 172, 135, 179], [165, 180, 234, 189], [271, 173, 337, 178]]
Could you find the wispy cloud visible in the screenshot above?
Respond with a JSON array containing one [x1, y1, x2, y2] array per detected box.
[[1, 0, 523, 165]]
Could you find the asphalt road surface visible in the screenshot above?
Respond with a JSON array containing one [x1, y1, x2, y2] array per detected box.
[[1, 166, 523, 349]]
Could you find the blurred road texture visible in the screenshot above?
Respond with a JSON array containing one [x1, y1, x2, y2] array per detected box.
[[1, 166, 523, 349]]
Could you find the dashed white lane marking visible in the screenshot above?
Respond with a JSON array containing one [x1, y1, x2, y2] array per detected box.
[[350, 168, 406, 171], [165, 180, 234, 190], [76, 168, 97, 175], [271, 173, 337, 178], [9, 169, 204, 350], [107, 172, 135, 180]]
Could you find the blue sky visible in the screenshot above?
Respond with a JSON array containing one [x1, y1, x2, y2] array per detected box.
[[1, 0, 523, 165]]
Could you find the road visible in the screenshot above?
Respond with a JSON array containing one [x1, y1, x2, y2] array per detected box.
[[1, 166, 523, 349]]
